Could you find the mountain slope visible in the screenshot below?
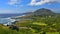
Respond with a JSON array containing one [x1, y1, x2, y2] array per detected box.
[[34, 8, 55, 16], [19, 8, 56, 18]]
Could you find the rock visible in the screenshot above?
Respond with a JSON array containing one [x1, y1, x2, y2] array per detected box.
[[9, 25, 19, 31]]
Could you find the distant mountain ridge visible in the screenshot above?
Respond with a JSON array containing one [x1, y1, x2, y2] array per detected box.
[[23, 8, 57, 16], [11, 8, 60, 19], [34, 8, 55, 16], [18, 8, 57, 19]]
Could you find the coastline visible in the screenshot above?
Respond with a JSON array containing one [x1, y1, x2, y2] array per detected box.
[[0, 15, 26, 26]]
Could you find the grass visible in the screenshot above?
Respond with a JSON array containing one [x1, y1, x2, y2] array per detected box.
[[33, 22, 47, 26], [0, 24, 60, 34], [46, 32, 59, 34]]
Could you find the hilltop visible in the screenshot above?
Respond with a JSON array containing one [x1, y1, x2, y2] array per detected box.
[[34, 8, 55, 16], [19, 8, 57, 19]]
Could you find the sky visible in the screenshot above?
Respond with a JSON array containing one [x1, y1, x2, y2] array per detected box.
[[0, 0, 60, 14]]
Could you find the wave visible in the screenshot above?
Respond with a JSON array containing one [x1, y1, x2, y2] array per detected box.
[[0, 15, 26, 26]]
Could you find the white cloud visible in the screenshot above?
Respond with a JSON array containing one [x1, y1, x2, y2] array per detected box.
[[7, 0, 19, 5], [29, 0, 60, 6]]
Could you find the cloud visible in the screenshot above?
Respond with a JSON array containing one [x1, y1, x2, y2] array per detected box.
[[7, 0, 19, 5], [29, 0, 60, 6]]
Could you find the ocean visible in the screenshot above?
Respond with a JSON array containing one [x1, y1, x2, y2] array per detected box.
[[0, 14, 24, 18], [0, 14, 24, 26]]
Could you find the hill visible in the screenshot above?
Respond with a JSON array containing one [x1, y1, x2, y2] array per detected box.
[[14, 8, 60, 34], [34, 8, 55, 16], [19, 8, 56, 19]]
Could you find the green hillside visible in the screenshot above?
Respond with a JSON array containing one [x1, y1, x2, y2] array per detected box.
[[14, 8, 60, 34], [0, 8, 60, 34]]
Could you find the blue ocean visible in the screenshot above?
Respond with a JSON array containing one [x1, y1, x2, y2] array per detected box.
[[0, 14, 24, 26], [0, 14, 24, 18]]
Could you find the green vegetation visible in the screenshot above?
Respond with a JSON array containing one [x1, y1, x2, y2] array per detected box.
[[0, 8, 60, 34]]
